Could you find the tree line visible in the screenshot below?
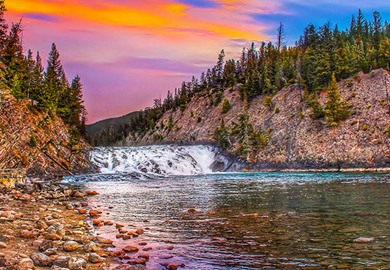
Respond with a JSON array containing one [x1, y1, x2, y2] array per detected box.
[[0, 1, 86, 135], [89, 9, 390, 146]]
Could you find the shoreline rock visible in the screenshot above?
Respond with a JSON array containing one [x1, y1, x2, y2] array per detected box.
[[0, 181, 111, 269]]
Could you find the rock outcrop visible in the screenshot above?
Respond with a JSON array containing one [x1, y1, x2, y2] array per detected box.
[[0, 86, 93, 178], [127, 69, 390, 170]]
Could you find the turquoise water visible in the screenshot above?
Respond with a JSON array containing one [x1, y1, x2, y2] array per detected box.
[[70, 172, 390, 269]]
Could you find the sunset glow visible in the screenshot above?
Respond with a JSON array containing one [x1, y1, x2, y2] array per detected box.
[[7, 0, 390, 122]]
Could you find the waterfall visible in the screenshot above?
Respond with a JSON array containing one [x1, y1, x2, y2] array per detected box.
[[90, 145, 228, 177]]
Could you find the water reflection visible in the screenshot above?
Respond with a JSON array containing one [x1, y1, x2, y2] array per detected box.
[[71, 172, 390, 269]]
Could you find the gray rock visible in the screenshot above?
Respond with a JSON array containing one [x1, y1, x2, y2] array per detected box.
[[37, 220, 48, 230], [50, 266, 70, 270], [31, 252, 51, 267], [114, 265, 146, 270], [44, 248, 57, 256], [0, 257, 6, 267], [18, 258, 34, 270], [83, 242, 98, 253], [354, 237, 375, 243], [46, 223, 65, 238], [88, 253, 104, 263], [68, 258, 87, 270], [52, 256, 70, 268], [39, 240, 53, 252]]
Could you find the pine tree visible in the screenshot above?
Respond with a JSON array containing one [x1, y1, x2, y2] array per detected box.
[[324, 73, 350, 124], [276, 22, 286, 52], [0, 0, 7, 51], [3, 22, 27, 98], [232, 95, 252, 157], [43, 43, 64, 112], [214, 118, 230, 149], [372, 11, 382, 50], [222, 59, 237, 87], [216, 49, 225, 89], [221, 98, 231, 113], [307, 92, 324, 119], [68, 75, 85, 130]]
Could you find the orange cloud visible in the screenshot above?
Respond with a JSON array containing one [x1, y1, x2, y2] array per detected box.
[[8, 0, 268, 41], [6, 0, 280, 123]]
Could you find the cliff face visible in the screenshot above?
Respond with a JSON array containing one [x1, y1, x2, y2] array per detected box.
[[0, 87, 93, 179], [128, 69, 390, 170]]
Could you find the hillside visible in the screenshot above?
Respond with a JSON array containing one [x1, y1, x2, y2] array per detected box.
[[86, 11, 390, 170], [112, 69, 390, 170], [0, 86, 93, 178], [86, 110, 140, 146]]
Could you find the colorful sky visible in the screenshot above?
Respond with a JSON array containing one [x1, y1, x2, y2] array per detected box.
[[6, 0, 390, 123]]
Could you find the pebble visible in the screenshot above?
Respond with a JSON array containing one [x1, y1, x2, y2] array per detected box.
[[83, 242, 98, 253], [122, 246, 139, 253], [129, 257, 147, 264], [20, 229, 34, 238], [354, 237, 375, 243], [168, 264, 179, 270], [68, 257, 87, 270], [138, 253, 150, 260], [39, 240, 53, 252], [136, 228, 145, 235], [113, 265, 136, 270], [77, 209, 87, 214], [73, 191, 85, 198], [63, 241, 80, 252], [93, 219, 103, 226], [119, 228, 128, 234], [0, 242, 7, 249], [37, 220, 48, 229], [89, 210, 100, 218], [52, 255, 70, 268], [30, 252, 51, 267], [88, 252, 104, 263], [18, 258, 34, 270], [44, 248, 57, 256], [86, 191, 99, 196]]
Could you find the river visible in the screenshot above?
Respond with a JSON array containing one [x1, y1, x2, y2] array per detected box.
[[66, 146, 390, 269]]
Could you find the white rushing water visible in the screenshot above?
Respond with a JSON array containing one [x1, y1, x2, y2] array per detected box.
[[90, 145, 224, 176]]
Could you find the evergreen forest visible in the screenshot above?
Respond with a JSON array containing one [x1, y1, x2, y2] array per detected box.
[[91, 9, 390, 146], [0, 1, 86, 136]]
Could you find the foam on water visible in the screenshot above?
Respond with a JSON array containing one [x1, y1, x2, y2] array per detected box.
[[90, 145, 221, 176]]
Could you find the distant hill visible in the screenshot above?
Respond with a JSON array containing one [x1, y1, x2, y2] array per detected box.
[[86, 111, 141, 146]]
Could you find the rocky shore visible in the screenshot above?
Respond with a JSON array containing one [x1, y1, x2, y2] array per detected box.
[[0, 181, 112, 269], [0, 180, 183, 270]]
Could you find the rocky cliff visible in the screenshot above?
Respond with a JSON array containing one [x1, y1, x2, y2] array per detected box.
[[0, 86, 93, 179], [126, 69, 390, 170]]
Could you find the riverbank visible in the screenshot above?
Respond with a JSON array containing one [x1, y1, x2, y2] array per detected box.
[[241, 167, 390, 173], [0, 181, 113, 269]]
